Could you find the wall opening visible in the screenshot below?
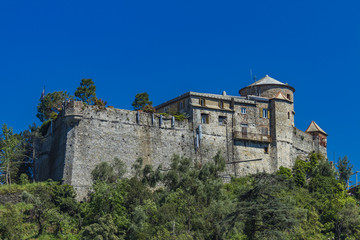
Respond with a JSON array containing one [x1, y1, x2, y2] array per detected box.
[[218, 116, 227, 125], [201, 114, 209, 124]]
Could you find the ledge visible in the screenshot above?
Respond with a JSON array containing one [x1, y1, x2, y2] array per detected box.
[[233, 131, 272, 143]]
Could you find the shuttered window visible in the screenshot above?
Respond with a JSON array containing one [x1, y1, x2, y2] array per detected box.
[[260, 108, 270, 119], [201, 114, 209, 124]]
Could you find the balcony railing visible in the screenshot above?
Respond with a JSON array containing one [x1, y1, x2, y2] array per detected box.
[[233, 131, 272, 143]]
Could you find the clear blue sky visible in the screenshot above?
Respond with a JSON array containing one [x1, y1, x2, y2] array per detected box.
[[1, 1, 359, 178]]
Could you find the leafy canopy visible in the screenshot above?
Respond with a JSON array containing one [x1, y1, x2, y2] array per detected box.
[[132, 92, 153, 111], [337, 156, 353, 186], [36, 91, 70, 122], [75, 78, 97, 105], [0, 124, 24, 185]]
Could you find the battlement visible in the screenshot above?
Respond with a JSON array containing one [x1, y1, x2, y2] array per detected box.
[[36, 76, 327, 200]]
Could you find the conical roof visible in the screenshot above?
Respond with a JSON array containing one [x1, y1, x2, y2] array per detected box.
[[306, 121, 328, 136], [272, 91, 291, 101], [249, 75, 286, 86], [239, 74, 295, 96]]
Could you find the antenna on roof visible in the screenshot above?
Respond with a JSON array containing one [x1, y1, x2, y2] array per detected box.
[[250, 68, 256, 82]]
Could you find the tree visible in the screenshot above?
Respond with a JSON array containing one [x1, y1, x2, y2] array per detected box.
[[334, 201, 360, 239], [36, 91, 70, 122], [91, 158, 126, 184], [75, 79, 97, 105], [0, 124, 24, 185], [18, 123, 42, 182], [338, 156, 353, 186], [82, 214, 120, 240], [223, 173, 302, 239], [132, 92, 153, 111]]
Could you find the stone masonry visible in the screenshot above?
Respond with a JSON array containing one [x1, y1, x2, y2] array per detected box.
[[36, 75, 327, 200]]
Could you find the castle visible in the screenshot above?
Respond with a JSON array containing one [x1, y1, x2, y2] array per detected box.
[[36, 75, 327, 200]]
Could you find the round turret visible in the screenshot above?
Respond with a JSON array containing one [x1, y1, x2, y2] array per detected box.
[[239, 75, 295, 101]]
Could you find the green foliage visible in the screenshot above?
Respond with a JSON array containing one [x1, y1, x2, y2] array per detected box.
[[1, 152, 360, 239], [0, 124, 25, 185], [293, 158, 308, 187], [86, 181, 129, 236], [82, 214, 120, 240], [132, 92, 153, 110], [91, 158, 126, 184], [18, 123, 42, 182], [94, 98, 108, 109], [0, 181, 48, 194], [224, 173, 302, 239], [36, 91, 70, 122], [337, 156, 353, 186], [292, 153, 322, 187], [174, 113, 188, 121], [0, 203, 33, 240], [142, 104, 156, 113], [39, 119, 52, 136], [19, 173, 30, 185], [277, 166, 293, 179], [74, 78, 97, 105]]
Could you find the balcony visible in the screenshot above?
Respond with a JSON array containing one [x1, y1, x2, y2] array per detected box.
[[233, 131, 272, 143]]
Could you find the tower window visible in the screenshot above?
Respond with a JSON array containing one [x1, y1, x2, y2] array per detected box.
[[287, 94, 291, 100], [264, 146, 269, 154], [199, 98, 206, 106], [218, 116, 227, 125], [260, 108, 269, 118], [242, 127, 248, 137], [201, 114, 209, 124], [288, 112, 290, 119], [241, 107, 247, 114]]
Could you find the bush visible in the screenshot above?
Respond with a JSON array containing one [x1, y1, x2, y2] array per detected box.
[[94, 98, 107, 110], [142, 105, 156, 113], [19, 174, 30, 185]]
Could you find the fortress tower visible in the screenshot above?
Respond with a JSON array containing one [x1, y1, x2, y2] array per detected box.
[[239, 75, 296, 169], [36, 75, 327, 200]]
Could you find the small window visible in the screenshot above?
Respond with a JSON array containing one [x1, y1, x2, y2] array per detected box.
[[241, 107, 247, 114], [199, 98, 205, 106], [218, 101, 224, 109], [218, 116, 227, 125], [288, 112, 290, 120], [287, 94, 291, 100], [242, 127, 248, 137], [180, 101, 183, 110], [164, 107, 169, 113], [201, 114, 209, 124], [262, 109, 268, 118], [264, 146, 269, 154]]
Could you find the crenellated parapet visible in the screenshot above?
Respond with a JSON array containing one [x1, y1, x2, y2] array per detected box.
[[36, 75, 327, 200]]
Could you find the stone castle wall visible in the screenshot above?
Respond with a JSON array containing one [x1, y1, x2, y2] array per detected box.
[[36, 101, 326, 200]]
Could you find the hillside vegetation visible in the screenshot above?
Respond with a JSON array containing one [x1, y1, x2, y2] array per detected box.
[[0, 152, 359, 240]]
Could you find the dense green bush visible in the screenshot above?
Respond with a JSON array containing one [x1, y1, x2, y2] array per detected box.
[[1, 152, 359, 239]]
